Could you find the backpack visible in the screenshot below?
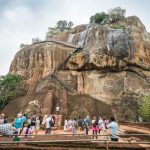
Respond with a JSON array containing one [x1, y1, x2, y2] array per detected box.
[[93, 121, 97, 128], [49, 119, 54, 127]]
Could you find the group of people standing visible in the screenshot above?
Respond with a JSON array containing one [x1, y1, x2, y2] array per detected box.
[[0, 112, 119, 141], [64, 116, 119, 141], [0, 113, 42, 137]]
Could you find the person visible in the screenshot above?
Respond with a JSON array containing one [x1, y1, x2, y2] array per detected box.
[[30, 115, 36, 134], [22, 124, 32, 138], [101, 117, 108, 139], [98, 117, 103, 134], [45, 114, 53, 134], [84, 116, 90, 135], [91, 117, 99, 139], [78, 116, 84, 133], [56, 106, 60, 114], [71, 118, 78, 135], [107, 117, 119, 141], [35, 117, 40, 134], [38, 114, 43, 126], [20, 114, 27, 133], [14, 114, 23, 134], [27, 117, 31, 125], [21, 114, 27, 124], [67, 118, 72, 131], [0, 113, 5, 125], [64, 117, 68, 132], [51, 115, 55, 127], [0, 120, 17, 136]]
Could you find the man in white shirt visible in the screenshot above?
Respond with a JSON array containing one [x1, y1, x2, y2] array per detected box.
[[45, 114, 53, 134], [56, 106, 60, 114]]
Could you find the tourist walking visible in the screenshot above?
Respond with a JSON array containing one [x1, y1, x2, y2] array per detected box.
[[107, 117, 119, 141], [71, 118, 78, 135], [91, 117, 99, 139], [35, 117, 40, 134], [78, 116, 84, 133], [56, 106, 60, 114], [98, 117, 103, 134], [22, 124, 32, 138], [45, 114, 53, 134], [30, 115, 36, 134], [67, 118, 72, 131], [14, 114, 23, 134], [64, 117, 68, 132], [101, 117, 108, 139], [84, 116, 90, 135]]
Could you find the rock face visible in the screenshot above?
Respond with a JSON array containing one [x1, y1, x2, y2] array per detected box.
[[4, 16, 150, 121]]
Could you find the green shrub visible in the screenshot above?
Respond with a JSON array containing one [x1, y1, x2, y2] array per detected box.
[[139, 95, 150, 122], [90, 12, 108, 24], [110, 23, 125, 29]]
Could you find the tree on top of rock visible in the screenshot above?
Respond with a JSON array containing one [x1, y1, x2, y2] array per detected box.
[[108, 7, 126, 23], [45, 20, 74, 40], [90, 12, 108, 24], [89, 7, 126, 24], [56, 20, 74, 32]]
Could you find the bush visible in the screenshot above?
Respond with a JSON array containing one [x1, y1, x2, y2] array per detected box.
[[89, 7, 126, 24], [45, 20, 74, 40], [139, 95, 150, 122], [110, 23, 125, 29], [90, 12, 108, 24], [0, 74, 22, 110], [108, 7, 126, 23]]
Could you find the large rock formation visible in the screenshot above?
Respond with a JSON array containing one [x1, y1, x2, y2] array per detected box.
[[4, 16, 150, 121]]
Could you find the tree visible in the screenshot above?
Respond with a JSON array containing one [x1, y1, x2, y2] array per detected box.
[[20, 43, 29, 49], [108, 7, 126, 23], [67, 21, 74, 29], [56, 20, 68, 32], [45, 20, 74, 40], [139, 95, 150, 122], [45, 27, 60, 40], [0, 74, 22, 110], [90, 12, 108, 24], [32, 37, 41, 44]]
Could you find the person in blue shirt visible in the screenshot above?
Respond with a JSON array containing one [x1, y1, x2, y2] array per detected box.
[[107, 117, 119, 141], [84, 116, 90, 135], [21, 114, 27, 123], [14, 114, 23, 134]]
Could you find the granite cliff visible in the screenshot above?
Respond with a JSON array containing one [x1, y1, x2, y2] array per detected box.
[[4, 16, 150, 121]]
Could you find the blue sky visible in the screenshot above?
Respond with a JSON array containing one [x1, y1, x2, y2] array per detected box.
[[0, 0, 150, 75]]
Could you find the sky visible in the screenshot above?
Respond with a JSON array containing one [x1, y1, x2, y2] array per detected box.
[[0, 0, 150, 75]]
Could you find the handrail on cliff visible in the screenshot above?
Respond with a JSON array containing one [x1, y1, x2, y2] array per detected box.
[[50, 47, 82, 93], [32, 39, 78, 49]]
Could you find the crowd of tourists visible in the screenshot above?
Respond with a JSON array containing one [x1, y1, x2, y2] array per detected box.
[[0, 113, 119, 141], [63, 116, 119, 141], [0, 113, 43, 137]]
